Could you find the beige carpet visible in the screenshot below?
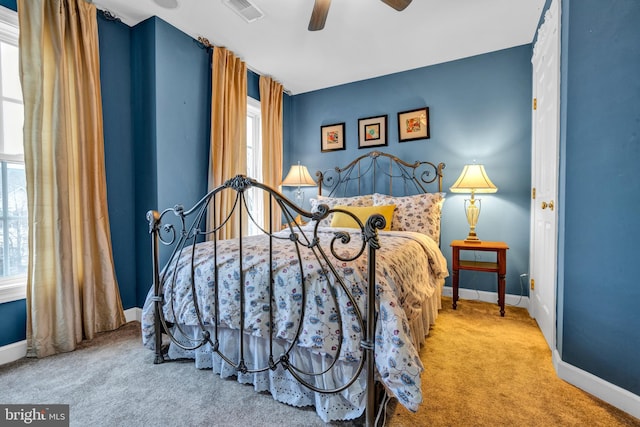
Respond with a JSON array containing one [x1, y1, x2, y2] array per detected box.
[[1, 297, 638, 427], [388, 297, 640, 427]]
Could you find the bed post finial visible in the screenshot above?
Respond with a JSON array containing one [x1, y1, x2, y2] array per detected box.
[[147, 210, 161, 233], [437, 162, 446, 192], [315, 170, 324, 195]]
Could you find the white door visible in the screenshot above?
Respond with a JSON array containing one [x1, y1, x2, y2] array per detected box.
[[530, 0, 561, 351]]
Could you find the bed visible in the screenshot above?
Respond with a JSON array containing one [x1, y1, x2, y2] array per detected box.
[[141, 151, 448, 426]]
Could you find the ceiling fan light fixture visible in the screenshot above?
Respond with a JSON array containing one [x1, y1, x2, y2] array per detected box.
[[223, 0, 264, 23]]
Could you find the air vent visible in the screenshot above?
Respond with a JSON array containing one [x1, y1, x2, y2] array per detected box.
[[223, 0, 264, 23]]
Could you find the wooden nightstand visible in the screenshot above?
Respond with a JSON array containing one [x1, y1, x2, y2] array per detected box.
[[450, 240, 509, 316]]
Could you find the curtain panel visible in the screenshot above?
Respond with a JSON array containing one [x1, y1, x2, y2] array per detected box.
[[259, 76, 284, 233], [207, 47, 247, 239], [18, 0, 126, 358]]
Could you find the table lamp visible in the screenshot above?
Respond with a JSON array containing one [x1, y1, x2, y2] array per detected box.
[[450, 164, 497, 243], [281, 161, 316, 207]]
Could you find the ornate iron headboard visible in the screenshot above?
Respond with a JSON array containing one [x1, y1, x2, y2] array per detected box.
[[316, 150, 445, 196]]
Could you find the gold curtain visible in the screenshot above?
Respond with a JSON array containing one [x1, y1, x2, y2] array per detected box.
[[18, 0, 126, 358], [208, 47, 247, 239], [259, 76, 284, 232]]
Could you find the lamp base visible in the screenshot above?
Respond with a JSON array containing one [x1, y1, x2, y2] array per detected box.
[[462, 196, 483, 244], [464, 231, 482, 244]]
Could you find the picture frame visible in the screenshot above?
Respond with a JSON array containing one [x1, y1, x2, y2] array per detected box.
[[397, 107, 430, 142], [358, 115, 388, 149], [320, 122, 346, 152]]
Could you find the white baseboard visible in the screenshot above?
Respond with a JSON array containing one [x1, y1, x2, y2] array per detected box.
[[553, 350, 640, 420], [124, 307, 142, 323], [0, 339, 26, 366], [441, 286, 530, 309]]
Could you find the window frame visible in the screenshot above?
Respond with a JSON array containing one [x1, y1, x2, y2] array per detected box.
[[246, 96, 263, 236], [0, 5, 26, 303], [246, 97, 262, 180]]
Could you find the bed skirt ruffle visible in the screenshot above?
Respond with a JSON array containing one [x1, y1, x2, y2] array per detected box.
[[162, 280, 443, 422], [167, 326, 367, 422]]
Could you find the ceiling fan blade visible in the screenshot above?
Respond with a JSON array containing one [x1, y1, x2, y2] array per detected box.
[[381, 0, 412, 11], [309, 0, 331, 31]]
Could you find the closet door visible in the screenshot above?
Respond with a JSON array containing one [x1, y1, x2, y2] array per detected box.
[[530, 0, 560, 351]]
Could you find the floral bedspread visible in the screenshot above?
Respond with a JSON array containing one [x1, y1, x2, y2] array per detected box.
[[141, 228, 448, 413]]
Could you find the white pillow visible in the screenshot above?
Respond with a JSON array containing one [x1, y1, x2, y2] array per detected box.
[[308, 194, 373, 227], [372, 192, 445, 244]]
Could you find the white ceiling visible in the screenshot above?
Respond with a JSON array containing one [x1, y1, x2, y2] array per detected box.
[[93, 0, 546, 95]]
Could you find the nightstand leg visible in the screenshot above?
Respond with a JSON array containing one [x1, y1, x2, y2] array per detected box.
[[498, 273, 506, 317], [452, 268, 459, 310], [498, 248, 507, 317]]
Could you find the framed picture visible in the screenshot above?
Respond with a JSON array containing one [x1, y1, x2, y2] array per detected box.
[[358, 115, 387, 149], [397, 107, 430, 142], [320, 122, 346, 152]]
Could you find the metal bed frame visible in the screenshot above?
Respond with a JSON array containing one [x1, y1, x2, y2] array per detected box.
[[146, 151, 445, 426], [316, 150, 445, 196]]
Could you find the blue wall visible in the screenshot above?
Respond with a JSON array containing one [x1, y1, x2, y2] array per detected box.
[[130, 17, 159, 309], [98, 13, 136, 310], [154, 18, 210, 213], [131, 17, 210, 307], [287, 46, 533, 297], [0, 299, 25, 346], [559, 0, 640, 395]]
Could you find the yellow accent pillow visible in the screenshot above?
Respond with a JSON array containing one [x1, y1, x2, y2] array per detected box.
[[330, 204, 396, 231]]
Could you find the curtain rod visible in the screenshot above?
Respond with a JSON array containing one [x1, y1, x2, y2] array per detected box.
[[97, 8, 122, 23], [197, 36, 291, 96]]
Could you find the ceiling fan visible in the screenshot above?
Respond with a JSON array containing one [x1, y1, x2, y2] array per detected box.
[[309, 0, 413, 31]]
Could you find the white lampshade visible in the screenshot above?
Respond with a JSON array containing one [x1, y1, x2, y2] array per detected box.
[[450, 164, 497, 194], [281, 164, 316, 187]]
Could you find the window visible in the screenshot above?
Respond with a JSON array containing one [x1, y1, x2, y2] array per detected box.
[[0, 6, 27, 303], [246, 97, 263, 236]]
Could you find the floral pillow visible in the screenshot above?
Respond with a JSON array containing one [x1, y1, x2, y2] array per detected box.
[[308, 194, 373, 228], [372, 192, 445, 244]]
